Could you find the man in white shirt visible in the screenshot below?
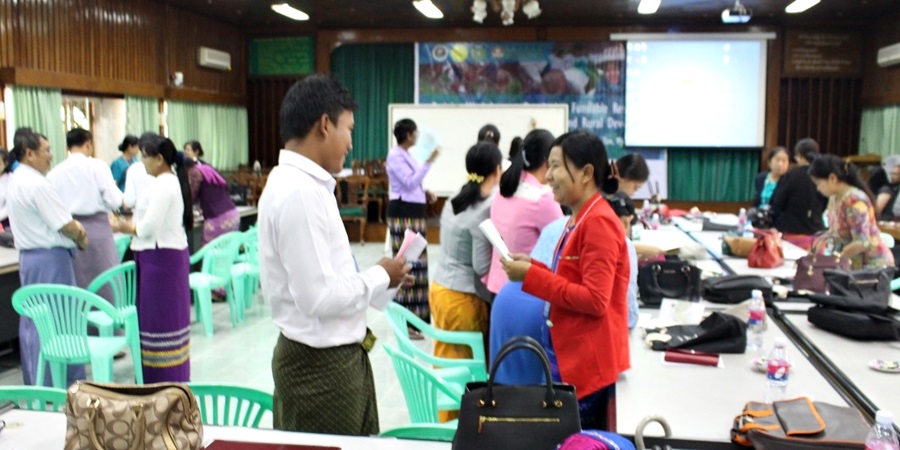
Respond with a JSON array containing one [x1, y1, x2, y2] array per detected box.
[[258, 75, 411, 436], [48, 128, 123, 302], [123, 160, 152, 210], [8, 128, 88, 386]]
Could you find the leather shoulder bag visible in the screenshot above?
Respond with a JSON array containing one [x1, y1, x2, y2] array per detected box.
[[452, 336, 581, 450], [65, 381, 203, 450], [637, 260, 702, 306]]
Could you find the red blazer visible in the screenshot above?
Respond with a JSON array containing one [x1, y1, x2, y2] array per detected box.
[[522, 193, 630, 399]]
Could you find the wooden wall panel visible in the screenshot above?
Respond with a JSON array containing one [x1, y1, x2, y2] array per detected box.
[[2, 0, 244, 102], [247, 77, 302, 168], [861, 9, 900, 106], [778, 77, 861, 156]]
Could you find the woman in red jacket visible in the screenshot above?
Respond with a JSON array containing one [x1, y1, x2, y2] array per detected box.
[[502, 131, 630, 431]]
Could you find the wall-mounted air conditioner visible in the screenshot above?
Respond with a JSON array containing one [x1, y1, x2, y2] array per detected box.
[[197, 47, 232, 71], [877, 42, 900, 68]]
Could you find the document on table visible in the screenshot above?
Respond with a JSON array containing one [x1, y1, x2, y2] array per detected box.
[[635, 229, 691, 252], [479, 219, 511, 261]]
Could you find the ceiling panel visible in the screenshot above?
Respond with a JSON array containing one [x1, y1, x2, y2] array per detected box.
[[155, 0, 900, 30]]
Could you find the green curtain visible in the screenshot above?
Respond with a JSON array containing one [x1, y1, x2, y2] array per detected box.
[[859, 105, 900, 158], [9, 86, 66, 166], [332, 43, 415, 166], [125, 96, 160, 136], [668, 149, 758, 202], [166, 101, 248, 170]]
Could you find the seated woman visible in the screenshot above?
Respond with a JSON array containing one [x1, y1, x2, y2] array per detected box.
[[503, 131, 629, 431], [430, 141, 502, 362], [752, 146, 789, 209], [809, 154, 894, 270], [769, 138, 827, 250], [875, 161, 900, 220], [183, 141, 240, 245], [616, 153, 661, 260]]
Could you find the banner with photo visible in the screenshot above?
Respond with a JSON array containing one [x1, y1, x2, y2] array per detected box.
[[418, 41, 625, 157]]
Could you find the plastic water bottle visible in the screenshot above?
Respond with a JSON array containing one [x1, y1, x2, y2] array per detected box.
[[766, 338, 791, 403], [746, 289, 765, 353], [642, 200, 653, 222], [650, 213, 660, 230], [737, 207, 748, 235], [866, 411, 900, 450]]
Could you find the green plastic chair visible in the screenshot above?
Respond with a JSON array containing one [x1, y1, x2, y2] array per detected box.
[[114, 234, 131, 262], [881, 232, 895, 249], [0, 386, 68, 412], [189, 231, 244, 336], [12, 284, 143, 388], [380, 423, 458, 442], [187, 383, 273, 428], [230, 227, 260, 322], [382, 344, 464, 424], [385, 302, 487, 384], [86, 262, 137, 337]]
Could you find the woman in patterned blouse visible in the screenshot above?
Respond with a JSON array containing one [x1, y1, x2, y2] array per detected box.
[[808, 154, 894, 270]]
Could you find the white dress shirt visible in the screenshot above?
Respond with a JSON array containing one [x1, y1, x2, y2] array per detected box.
[[123, 162, 153, 209], [47, 152, 123, 215], [0, 173, 10, 222], [259, 150, 394, 348], [131, 172, 188, 251], [7, 164, 76, 250]]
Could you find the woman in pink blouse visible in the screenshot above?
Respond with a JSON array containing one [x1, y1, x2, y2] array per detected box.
[[486, 129, 563, 294]]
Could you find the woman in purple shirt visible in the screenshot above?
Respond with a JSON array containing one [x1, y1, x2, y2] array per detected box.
[[182, 141, 239, 245], [386, 119, 439, 337]]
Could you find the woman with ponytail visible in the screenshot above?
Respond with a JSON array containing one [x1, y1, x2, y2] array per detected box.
[[502, 131, 629, 431], [485, 129, 562, 294], [809, 154, 893, 270], [113, 133, 192, 382]]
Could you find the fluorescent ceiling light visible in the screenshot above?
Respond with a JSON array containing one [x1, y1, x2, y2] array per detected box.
[[271, 3, 309, 21], [637, 0, 661, 14], [413, 0, 444, 19], [785, 0, 820, 13]]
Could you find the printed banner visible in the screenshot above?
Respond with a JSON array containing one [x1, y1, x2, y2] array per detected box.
[[418, 41, 625, 157]]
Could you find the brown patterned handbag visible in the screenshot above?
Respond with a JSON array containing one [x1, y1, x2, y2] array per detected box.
[[65, 381, 203, 450]]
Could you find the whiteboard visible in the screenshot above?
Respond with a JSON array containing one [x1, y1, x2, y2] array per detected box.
[[388, 104, 569, 196]]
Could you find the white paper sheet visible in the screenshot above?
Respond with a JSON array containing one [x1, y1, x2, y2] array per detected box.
[[478, 219, 511, 261], [396, 229, 428, 261]]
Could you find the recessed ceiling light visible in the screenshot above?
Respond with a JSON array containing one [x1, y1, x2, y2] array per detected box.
[[271, 3, 309, 21], [637, 0, 661, 15], [413, 0, 444, 19], [785, 0, 821, 13]]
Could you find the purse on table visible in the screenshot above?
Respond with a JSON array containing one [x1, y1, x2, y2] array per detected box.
[[452, 336, 581, 450], [702, 275, 773, 305], [637, 260, 702, 307], [792, 239, 849, 293], [644, 312, 747, 354], [65, 381, 203, 450], [722, 235, 757, 257], [747, 229, 784, 268], [732, 397, 870, 449], [806, 267, 900, 341]]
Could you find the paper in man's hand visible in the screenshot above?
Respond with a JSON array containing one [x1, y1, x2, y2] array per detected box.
[[397, 229, 428, 261]]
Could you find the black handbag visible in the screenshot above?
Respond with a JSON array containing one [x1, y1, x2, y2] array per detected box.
[[638, 260, 702, 306], [702, 275, 773, 305], [808, 267, 895, 313], [807, 306, 900, 341], [645, 312, 748, 353], [452, 336, 581, 450]]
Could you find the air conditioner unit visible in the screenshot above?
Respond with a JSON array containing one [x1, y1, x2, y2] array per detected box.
[[877, 42, 900, 68], [197, 47, 231, 71]]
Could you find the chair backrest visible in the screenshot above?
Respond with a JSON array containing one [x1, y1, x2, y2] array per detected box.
[[0, 386, 68, 412], [383, 344, 463, 424], [187, 384, 273, 428], [385, 302, 487, 382], [12, 285, 119, 363], [881, 232, 895, 249], [87, 261, 137, 312], [195, 231, 244, 280], [114, 234, 131, 262], [240, 227, 259, 267], [380, 423, 458, 442], [336, 175, 370, 207]]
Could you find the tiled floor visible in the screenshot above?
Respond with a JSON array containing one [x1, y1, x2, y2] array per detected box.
[[0, 242, 441, 432]]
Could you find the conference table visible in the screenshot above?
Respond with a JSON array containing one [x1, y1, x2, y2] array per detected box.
[[0, 410, 451, 450]]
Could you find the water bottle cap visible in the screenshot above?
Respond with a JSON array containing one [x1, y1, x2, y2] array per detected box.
[[751, 289, 762, 298], [876, 410, 894, 425], [773, 337, 787, 348]]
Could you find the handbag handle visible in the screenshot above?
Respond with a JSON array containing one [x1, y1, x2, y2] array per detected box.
[[483, 336, 559, 408], [647, 263, 694, 299]]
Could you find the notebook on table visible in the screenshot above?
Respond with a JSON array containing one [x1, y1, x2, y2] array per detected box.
[[204, 441, 340, 450]]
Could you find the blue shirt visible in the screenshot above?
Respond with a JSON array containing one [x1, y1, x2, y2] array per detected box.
[[110, 156, 134, 192]]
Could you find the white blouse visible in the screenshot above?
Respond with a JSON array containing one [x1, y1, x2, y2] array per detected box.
[[131, 172, 188, 251]]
